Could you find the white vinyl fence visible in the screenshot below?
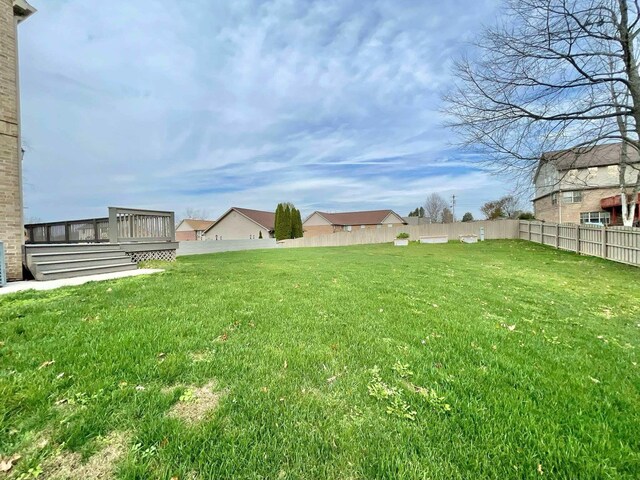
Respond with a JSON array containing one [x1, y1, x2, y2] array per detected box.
[[519, 221, 640, 267], [282, 220, 520, 248]]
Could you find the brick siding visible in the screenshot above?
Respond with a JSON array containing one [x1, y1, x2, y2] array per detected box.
[[0, 0, 23, 280]]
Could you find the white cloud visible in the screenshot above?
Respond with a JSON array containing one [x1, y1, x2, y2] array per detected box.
[[18, 0, 511, 222]]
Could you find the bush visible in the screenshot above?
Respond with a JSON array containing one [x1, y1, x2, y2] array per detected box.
[[518, 212, 535, 220], [396, 232, 410, 239]]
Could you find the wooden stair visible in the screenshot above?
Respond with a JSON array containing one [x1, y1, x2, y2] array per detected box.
[[25, 244, 137, 281]]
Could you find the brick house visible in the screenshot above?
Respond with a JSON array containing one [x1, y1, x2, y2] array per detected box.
[[1, 0, 36, 281], [533, 143, 640, 225], [203, 207, 275, 240], [302, 210, 406, 237], [175, 219, 215, 241]]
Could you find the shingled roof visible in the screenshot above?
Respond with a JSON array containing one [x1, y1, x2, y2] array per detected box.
[[181, 219, 216, 231], [541, 142, 640, 171], [311, 209, 405, 226], [206, 207, 275, 232]]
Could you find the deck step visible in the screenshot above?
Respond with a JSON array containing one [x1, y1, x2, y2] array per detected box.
[[37, 263, 137, 281], [25, 243, 118, 254], [35, 256, 132, 272]]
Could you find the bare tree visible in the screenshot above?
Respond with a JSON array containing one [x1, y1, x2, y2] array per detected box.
[[445, 0, 640, 226], [424, 193, 448, 223], [501, 195, 522, 219], [179, 207, 210, 224]]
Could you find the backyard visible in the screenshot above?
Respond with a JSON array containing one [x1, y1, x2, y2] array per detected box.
[[0, 240, 639, 479]]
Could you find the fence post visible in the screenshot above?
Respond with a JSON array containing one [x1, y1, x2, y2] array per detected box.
[[555, 223, 560, 248], [528, 222, 532, 241], [64, 222, 70, 243], [108, 207, 118, 243], [601, 226, 607, 259], [575, 225, 580, 253]]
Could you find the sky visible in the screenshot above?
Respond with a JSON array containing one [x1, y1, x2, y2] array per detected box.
[[17, 0, 509, 222]]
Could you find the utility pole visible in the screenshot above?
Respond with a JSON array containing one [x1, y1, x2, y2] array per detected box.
[[451, 194, 456, 222]]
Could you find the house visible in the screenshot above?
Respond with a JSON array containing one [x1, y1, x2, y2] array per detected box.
[[303, 210, 406, 237], [203, 207, 275, 240], [175, 219, 215, 241], [1, 0, 36, 281], [533, 143, 640, 225]]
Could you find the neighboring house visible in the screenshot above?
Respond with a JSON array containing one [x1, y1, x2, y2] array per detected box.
[[203, 207, 275, 240], [0, 0, 36, 281], [303, 210, 406, 237], [533, 143, 640, 225], [175, 219, 215, 241]]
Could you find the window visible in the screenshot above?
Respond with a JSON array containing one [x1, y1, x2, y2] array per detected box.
[[343, 225, 352, 232], [562, 191, 582, 203], [388, 224, 393, 228], [580, 211, 610, 225], [551, 193, 558, 206], [360, 225, 366, 229]]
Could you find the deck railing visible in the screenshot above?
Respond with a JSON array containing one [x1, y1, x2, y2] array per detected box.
[[108, 207, 175, 243], [25, 207, 175, 244]]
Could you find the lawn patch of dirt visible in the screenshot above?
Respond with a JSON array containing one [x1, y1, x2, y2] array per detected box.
[[189, 351, 213, 363], [167, 381, 223, 424], [41, 431, 128, 480]]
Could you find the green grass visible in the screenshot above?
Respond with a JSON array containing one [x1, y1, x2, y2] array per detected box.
[[1, 240, 639, 479]]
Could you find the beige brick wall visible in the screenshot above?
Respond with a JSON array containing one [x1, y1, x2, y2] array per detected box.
[[534, 187, 619, 224], [0, 0, 23, 281]]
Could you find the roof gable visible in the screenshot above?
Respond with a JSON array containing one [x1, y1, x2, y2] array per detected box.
[[207, 207, 275, 232]]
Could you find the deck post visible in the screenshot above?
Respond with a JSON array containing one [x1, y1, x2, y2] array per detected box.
[[108, 207, 118, 243], [169, 211, 176, 242]]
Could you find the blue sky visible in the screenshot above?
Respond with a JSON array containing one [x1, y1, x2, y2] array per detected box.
[[18, 0, 509, 222]]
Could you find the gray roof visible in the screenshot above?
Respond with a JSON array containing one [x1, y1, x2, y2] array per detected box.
[[541, 143, 640, 171]]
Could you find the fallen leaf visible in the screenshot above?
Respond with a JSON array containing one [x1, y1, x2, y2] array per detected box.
[[261, 386, 268, 393], [589, 376, 601, 384], [283, 360, 288, 369], [56, 372, 65, 379], [0, 454, 21, 473], [38, 360, 55, 370], [537, 463, 543, 475], [327, 376, 337, 383], [135, 385, 145, 391]]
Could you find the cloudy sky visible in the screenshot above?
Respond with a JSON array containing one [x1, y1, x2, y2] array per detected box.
[[18, 0, 508, 222]]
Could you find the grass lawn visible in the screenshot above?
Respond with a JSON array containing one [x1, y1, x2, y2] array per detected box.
[[1, 240, 639, 479]]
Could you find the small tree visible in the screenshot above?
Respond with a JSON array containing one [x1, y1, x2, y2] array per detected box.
[[462, 212, 474, 222], [442, 207, 454, 224], [418, 207, 425, 218], [275, 203, 290, 240], [291, 208, 304, 238], [481, 200, 505, 220], [259, 231, 263, 239]]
